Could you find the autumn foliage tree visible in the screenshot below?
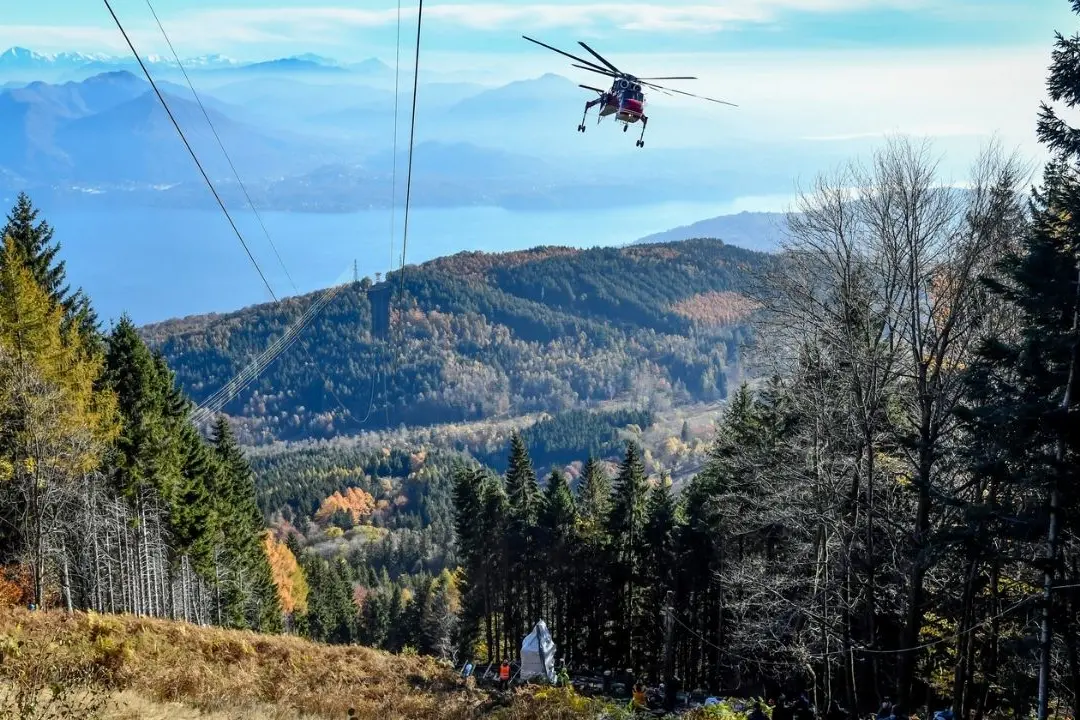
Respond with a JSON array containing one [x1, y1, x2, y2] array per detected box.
[[263, 531, 309, 628]]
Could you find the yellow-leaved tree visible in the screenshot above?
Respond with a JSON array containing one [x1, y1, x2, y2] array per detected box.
[[0, 235, 119, 607], [262, 531, 309, 622]]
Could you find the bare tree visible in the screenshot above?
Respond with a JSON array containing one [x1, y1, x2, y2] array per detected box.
[[748, 136, 1027, 707]]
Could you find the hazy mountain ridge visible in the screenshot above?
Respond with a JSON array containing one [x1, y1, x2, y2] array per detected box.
[[141, 237, 770, 445], [633, 210, 791, 251], [0, 45, 957, 213]]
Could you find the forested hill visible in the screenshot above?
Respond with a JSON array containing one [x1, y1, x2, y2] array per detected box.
[[141, 238, 771, 444]]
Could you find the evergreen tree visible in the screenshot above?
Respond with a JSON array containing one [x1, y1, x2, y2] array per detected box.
[[577, 457, 612, 529], [539, 468, 577, 654], [574, 457, 611, 664], [103, 315, 183, 502], [480, 475, 509, 660], [0, 192, 98, 341], [423, 569, 461, 660], [452, 465, 485, 658], [643, 474, 678, 672], [960, 159, 1080, 720], [210, 415, 281, 631], [605, 441, 650, 670], [503, 431, 539, 650]]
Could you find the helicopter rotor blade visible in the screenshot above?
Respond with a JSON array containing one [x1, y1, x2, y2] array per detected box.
[[522, 35, 610, 74], [640, 81, 738, 107], [571, 63, 617, 78], [579, 84, 607, 94], [638, 76, 697, 81], [577, 41, 621, 75]]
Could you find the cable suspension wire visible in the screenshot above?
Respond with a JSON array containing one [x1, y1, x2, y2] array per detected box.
[[396, 0, 423, 303], [389, 0, 403, 278], [102, 0, 277, 303], [191, 281, 349, 422], [120, 0, 379, 429], [143, 0, 298, 294]]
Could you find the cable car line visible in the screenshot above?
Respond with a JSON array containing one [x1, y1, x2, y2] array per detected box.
[[101, 0, 277, 304], [104, 0, 424, 430], [142, 0, 298, 295], [382, 0, 404, 428], [114, 0, 354, 425], [396, 0, 423, 304]]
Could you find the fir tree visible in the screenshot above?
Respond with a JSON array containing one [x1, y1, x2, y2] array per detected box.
[[574, 457, 611, 663], [960, 159, 1080, 720], [451, 465, 485, 658], [605, 441, 650, 670], [577, 457, 611, 530], [0, 192, 98, 341], [503, 430, 539, 649], [539, 468, 577, 649], [643, 474, 679, 672], [210, 415, 281, 631]]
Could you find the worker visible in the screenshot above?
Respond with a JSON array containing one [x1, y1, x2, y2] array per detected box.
[[556, 661, 570, 687], [499, 660, 511, 690], [632, 680, 648, 709]]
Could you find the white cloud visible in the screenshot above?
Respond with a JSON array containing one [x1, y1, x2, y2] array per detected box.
[[130, 0, 940, 47], [0, 24, 129, 53]]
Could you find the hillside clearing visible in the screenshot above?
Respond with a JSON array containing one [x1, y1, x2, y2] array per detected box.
[[0, 607, 646, 719]]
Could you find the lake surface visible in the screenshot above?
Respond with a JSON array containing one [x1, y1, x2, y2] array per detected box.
[[44, 197, 790, 326]]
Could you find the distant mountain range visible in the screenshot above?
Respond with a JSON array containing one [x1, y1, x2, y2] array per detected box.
[[0, 70, 342, 185], [0, 44, 984, 217], [0, 46, 373, 75], [633, 211, 790, 252], [0, 69, 795, 210]]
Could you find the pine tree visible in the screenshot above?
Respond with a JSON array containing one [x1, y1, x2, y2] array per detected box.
[[452, 465, 486, 658], [605, 441, 650, 670], [210, 415, 281, 631], [480, 476, 509, 660], [0, 192, 98, 341], [577, 457, 611, 530], [643, 474, 679, 672], [960, 159, 1080, 720], [574, 457, 611, 664], [103, 315, 182, 502], [539, 468, 577, 653], [503, 431, 539, 649]]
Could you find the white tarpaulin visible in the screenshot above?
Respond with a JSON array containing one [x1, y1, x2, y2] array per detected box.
[[519, 620, 556, 683]]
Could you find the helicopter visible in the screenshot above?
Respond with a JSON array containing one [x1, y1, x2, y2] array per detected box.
[[522, 35, 737, 147]]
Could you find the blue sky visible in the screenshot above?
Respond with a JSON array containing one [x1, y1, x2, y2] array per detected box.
[[2, 1, 1074, 163], [4, 0, 1072, 59]]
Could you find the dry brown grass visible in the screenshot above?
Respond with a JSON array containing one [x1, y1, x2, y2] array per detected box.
[[0, 607, 503, 719], [0, 608, 622, 719]]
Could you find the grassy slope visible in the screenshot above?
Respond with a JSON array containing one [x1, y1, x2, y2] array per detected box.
[[0, 607, 632, 719]]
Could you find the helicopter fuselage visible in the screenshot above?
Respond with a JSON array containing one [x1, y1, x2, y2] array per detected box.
[[597, 78, 646, 124], [522, 33, 735, 148]]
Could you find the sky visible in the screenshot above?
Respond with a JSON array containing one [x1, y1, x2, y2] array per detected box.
[[2, 0, 1076, 163]]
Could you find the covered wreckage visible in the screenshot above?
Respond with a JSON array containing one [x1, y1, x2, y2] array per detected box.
[[519, 620, 557, 683]]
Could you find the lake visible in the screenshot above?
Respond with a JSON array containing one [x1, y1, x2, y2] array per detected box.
[[44, 197, 790, 326]]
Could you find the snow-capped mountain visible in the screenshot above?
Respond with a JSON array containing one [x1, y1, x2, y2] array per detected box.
[[0, 46, 242, 73], [0, 47, 111, 71]]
